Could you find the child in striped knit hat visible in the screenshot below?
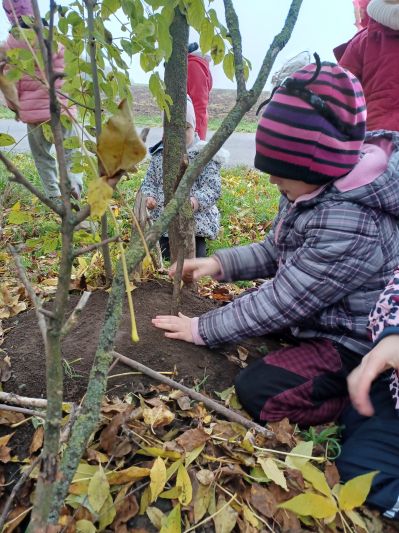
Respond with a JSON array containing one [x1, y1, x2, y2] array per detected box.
[[152, 56, 399, 517]]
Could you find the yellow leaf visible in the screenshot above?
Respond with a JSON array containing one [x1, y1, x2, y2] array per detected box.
[[160, 503, 181, 533], [213, 497, 238, 533], [150, 456, 167, 502], [138, 446, 181, 460], [243, 505, 259, 528], [88, 466, 110, 513], [97, 98, 146, 178], [338, 471, 378, 511], [258, 457, 288, 491], [107, 465, 150, 485], [76, 519, 96, 533], [279, 493, 337, 519], [176, 464, 192, 505], [99, 493, 116, 530], [193, 483, 211, 523], [166, 458, 183, 481], [0, 73, 19, 116], [185, 444, 205, 467], [0, 433, 13, 447], [87, 177, 113, 218], [285, 440, 314, 469], [139, 485, 151, 515], [346, 509, 368, 530], [160, 485, 180, 499], [146, 506, 165, 529], [300, 462, 331, 497], [143, 404, 175, 429]]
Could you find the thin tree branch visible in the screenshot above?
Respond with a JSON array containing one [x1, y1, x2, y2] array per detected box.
[[60, 291, 91, 338], [8, 244, 47, 339], [73, 236, 120, 258], [0, 392, 74, 410], [56, 90, 96, 112], [0, 152, 63, 215], [0, 456, 41, 533], [0, 403, 45, 418], [112, 351, 273, 439], [223, 0, 246, 94]]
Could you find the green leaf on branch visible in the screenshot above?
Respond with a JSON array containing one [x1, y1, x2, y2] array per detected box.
[[200, 18, 214, 54], [223, 52, 235, 81], [211, 34, 225, 65], [186, 0, 206, 31], [149, 72, 173, 120], [0, 133, 16, 147], [157, 15, 172, 60], [101, 0, 120, 18], [63, 135, 80, 150]]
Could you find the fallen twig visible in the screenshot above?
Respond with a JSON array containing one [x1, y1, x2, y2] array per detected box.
[[61, 291, 91, 337], [0, 391, 73, 411], [0, 403, 44, 418], [112, 351, 274, 439]]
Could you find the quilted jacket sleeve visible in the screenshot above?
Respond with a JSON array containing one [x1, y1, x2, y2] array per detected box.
[[140, 156, 160, 199], [368, 267, 399, 343], [192, 160, 221, 211], [199, 204, 384, 347]]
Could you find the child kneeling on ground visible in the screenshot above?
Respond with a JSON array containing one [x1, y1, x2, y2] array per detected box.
[[152, 56, 399, 427], [140, 97, 227, 260]]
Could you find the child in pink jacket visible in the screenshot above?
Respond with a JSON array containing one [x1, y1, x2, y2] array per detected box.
[[2, 0, 82, 201], [334, 0, 399, 131]]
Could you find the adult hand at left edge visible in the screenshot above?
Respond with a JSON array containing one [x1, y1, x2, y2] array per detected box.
[[152, 312, 194, 343]]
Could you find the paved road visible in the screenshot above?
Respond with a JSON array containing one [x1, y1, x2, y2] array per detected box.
[[0, 119, 256, 168]]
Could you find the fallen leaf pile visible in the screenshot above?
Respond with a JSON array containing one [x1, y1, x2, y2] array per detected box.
[[0, 385, 386, 532]]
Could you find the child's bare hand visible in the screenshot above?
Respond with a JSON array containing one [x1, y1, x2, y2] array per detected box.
[[152, 312, 194, 342], [348, 335, 399, 416], [190, 196, 199, 211], [146, 197, 157, 209], [169, 257, 221, 283]]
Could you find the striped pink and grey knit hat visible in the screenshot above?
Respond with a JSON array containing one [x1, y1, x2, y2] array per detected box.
[[255, 57, 367, 185]]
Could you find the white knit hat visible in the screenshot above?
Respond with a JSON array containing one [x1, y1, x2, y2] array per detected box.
[[186, 95, 196, 129], [367, 0, 399, 30]]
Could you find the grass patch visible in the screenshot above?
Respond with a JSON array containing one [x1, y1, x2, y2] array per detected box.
[[0, 153, 279, 282], [0, 105, 15, 119], [128, 114, 257, 134]]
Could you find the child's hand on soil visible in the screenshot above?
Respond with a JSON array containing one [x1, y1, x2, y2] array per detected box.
[[146, 197, 157, 209], [152, 312, 194, 342], [348, 334, 399, 416], [169, 257, 221, 283]]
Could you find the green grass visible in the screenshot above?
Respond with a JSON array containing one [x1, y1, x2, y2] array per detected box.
[[0, 152, 279, 282], [124, 114, 257, 133], [0, 105, 15, 119]]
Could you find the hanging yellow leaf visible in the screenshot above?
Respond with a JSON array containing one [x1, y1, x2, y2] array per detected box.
[[97, 98, 146, 178], [0, 73, 19, 117], [160, 503, 181, 533], [300, 462, 331, 497], [279, 493, 337, 519], [285, 440, 314, 469], [338, 471, 378, 511], [176, 464, 192, 505], [87, 177, 113, 219], [258, 457, 288, 491], [76, 519, 96, 533], [88, 466, 110, 513], [150, 456, 167, 502], [213, 497, 238, 533], [107, 465, 150, 485]]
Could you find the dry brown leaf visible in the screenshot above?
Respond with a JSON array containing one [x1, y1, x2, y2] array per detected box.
[[143, 404, 175, 429], [97, 99, 146, 178], [196, 469, 215, 486], [249, 483, 277, 518], [213, 496, 238, 533], [176, 395, 191, 411], [108, 465, 150, 485], [29, 426, 44, 454], [175, 427, 210, 452], [0, 409, 24, 425], [0, 433, 13, 464], [113, 494, 139, 530], [99, 405, 133, 453], [325, 462, 340, 489], [3, 505, 30, 533], [274, 508, 302, 532], [0, 354, 11, 382], [268, 418, 294, 445]]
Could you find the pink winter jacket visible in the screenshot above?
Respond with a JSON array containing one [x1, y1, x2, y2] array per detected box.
[[334, 19, 399, 131], [4, 31, 75, 124]]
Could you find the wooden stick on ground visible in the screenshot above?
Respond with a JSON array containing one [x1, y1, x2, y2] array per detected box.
[[0, 403, 44, 418], [112, 351, 274, 439], [0, 391, 73, 411], [61, 291, 91, 337]]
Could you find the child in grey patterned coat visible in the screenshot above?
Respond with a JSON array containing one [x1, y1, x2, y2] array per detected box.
[[140, 97, 228, 259]]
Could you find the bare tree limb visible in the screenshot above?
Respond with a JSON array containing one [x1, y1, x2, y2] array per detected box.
[[60, 291, 91, 338], [0, 403, 45, 418], [0, 456, 41, 533], [223, 0, 246, 94], [0, 152, 63, 216], [112, 351, 274, 439], [8, 244, 47, 339], [57, 90, 96, 112], [73, 236, 120, 258]]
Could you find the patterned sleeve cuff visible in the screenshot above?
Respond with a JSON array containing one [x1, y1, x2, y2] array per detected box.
[[191, 317, 206, 345]]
